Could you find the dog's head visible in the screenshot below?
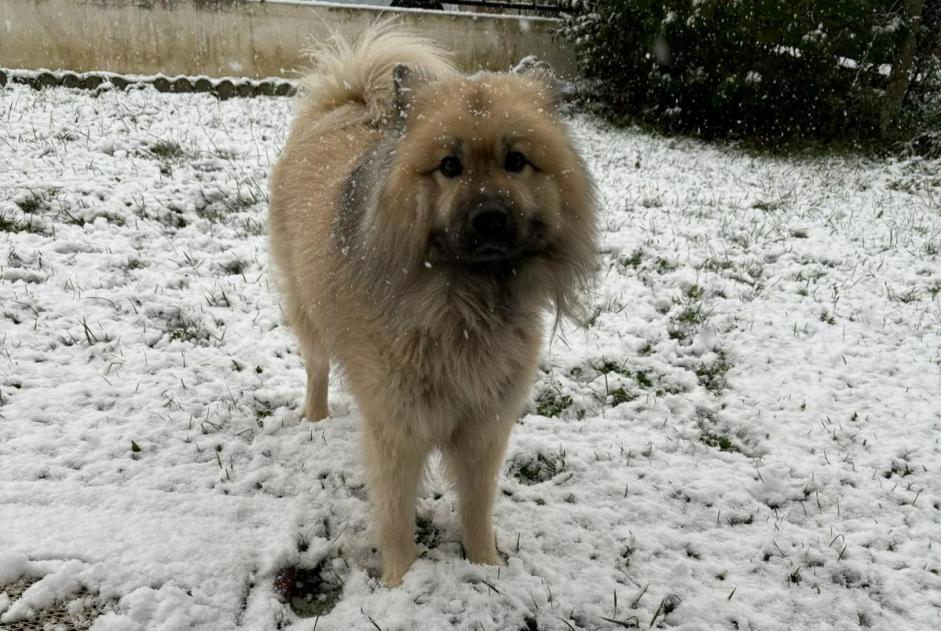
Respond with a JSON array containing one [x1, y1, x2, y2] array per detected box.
[[359, 65, 596, 322]]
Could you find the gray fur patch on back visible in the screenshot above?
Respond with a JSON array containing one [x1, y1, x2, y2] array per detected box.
[[336, 139, 387, 255]]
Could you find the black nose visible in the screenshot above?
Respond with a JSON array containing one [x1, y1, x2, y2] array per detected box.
[[469, 204, 510, 241]]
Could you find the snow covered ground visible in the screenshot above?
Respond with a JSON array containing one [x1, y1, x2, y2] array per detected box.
[[1, 82, 939, 631]]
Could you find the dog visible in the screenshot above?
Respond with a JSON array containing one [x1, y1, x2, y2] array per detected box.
[[268, 23, 596, 587]]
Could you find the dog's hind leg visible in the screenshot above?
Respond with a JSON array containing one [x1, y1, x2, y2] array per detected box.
[[290, 306, 330, 421]]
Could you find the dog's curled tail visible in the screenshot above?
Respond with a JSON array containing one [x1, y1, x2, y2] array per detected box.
[[299, 20, 457, 125]]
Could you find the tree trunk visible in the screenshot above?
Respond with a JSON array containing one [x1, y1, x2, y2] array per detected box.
[[880, 0, 925, 138]]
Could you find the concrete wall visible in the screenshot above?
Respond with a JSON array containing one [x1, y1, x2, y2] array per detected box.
[[0, 0, 574, 80]]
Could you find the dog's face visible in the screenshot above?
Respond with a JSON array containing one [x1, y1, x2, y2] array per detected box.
[[367, 70, 596, 320]]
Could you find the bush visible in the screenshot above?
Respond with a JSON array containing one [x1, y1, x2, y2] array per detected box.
[[561, 0, 940, 143]]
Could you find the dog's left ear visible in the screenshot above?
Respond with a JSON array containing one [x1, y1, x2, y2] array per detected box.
[[391, 63, 432, 124], [512, 56, 562, 109], [392, 64, 414, 118]]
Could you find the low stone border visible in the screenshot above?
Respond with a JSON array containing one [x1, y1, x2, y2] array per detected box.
[[0, 577, 104, 630], [0, 68, 296, 99]]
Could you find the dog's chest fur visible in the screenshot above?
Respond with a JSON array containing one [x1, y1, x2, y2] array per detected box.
[[337, 292, 541, 436], [399, 324, 536, 428]]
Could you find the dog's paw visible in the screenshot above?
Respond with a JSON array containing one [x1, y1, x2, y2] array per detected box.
[[380, 572, 404, 588], [380, 545, 416, 588], [466, 547, 504, 566], [380, 564, 411, 588], [303, 403, 329, 422]]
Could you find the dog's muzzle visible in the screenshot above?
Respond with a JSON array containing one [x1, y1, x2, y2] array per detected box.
[[465, 201, 515, 262], [429, 200, 548, 270]]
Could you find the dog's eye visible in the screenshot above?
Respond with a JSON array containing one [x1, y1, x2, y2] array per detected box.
[[439, 156, 463, 178], [504, 151, 528, 173]]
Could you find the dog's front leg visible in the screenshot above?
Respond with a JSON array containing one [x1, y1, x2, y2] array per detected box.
[[363, 419, 427, 587], [445, 420, 513, 565]]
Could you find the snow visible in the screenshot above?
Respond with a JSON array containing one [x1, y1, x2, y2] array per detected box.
[[1, 82, 940, 630]]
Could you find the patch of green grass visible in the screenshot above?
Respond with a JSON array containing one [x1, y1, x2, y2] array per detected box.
[[788, 567, 802, 585], [55, 129, 81, 143], [793, 268, 827, 283], [696, 406, 742, 453], [649, 594, 681, 628], [789, 229, 809, 239], [700, 430, 738, 452], [194, 201, 227, 224], [158, 206, 188, 229], [592, 358, 626, 375], [510, 449, 568, 485], [634, 370, 652, 388], [535, 388, 572, 417], [695, 350, 731, 394], [752, 199, 783, 212], [220, 256, 247, 277], [163, 311, 212, 345], [882, 459, 913, 479], [621, 249, 643, 268], [226, 192, 260, 213], [205, 288, 232, 308], [673, 304, 708, 327], [57, 207, 87, 227], [253, 399, 273, 428], [655, 256, 677, 274], [701, 257, 734, 273], [727, 513, 754, 526], [618, 542, 635, 571], [240, 217, 266, 237], [195, 184, 262, 224], [730, 262, 765, 290], [415, 515, 442, 549], [0, 214, 47, 234], [667, 327, 687, 341], [668, 284, 711, 342], [13, 189, 56, 215], [148, 140, 187, 161], [685, 284, 704, 300], [80, 316, 112, 345], [889, 286, 920, 304], [59, 317, 114, 347], [609, 387, 637, 406]]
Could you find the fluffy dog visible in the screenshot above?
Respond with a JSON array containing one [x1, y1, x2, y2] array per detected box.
[[268, 23, 596, 586]]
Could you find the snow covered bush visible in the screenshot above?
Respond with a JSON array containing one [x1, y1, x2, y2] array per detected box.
[[561, 0, 940, 143]]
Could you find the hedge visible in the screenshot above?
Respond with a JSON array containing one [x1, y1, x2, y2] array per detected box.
[[561, 0, 941, 143]]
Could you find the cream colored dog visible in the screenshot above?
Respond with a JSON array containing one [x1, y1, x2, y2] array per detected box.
[[268, 23, 595, 586]]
